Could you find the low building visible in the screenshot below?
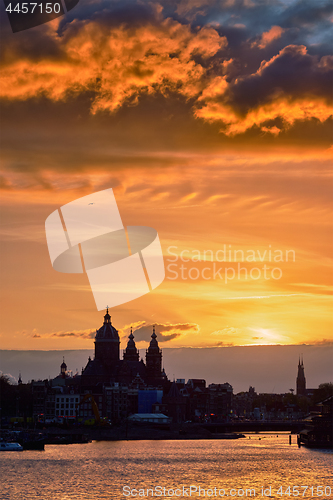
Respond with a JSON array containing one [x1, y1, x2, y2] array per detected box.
[[128, 413, 171, 424]]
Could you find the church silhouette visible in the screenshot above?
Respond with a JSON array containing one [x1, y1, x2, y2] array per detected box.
[[80, 309, 168, 390]]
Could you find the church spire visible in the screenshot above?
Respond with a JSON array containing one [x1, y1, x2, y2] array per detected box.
[[123, 325, 139, 362], [148, 324, 159, 351], [104, 306, 111, 324], [296, 355, 306, 396], [146, 324, 163, 384]]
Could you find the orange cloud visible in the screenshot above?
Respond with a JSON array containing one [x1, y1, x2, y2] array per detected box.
[[0, 11, 331, 138], [261, 126, 281, 135], [196, 97, 333, 135], [252, 25, 285, 49], [0, 18, 227, 113]]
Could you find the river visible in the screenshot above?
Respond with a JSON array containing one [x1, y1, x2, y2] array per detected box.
[[0, 434, 332, 500]]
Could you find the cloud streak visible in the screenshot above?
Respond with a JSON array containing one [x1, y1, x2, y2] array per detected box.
[[131, 322, 200, 343], [33, 329, 96, 339]]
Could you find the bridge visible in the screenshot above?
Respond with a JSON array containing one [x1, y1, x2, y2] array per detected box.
[[199, 421, 304, 433]]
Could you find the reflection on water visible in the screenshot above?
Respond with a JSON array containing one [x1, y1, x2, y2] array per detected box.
[[0, 435, 332, 500]]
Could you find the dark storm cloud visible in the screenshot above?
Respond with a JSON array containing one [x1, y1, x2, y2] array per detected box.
[[280, 0, 333, 28], [227, 45, 333, 113], [57, 0, 158, 32], [167, 0, 332, 40], [2, 0, 331, 59]]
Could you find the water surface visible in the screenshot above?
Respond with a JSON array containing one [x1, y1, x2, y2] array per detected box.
[[1, 435, 332, 500]]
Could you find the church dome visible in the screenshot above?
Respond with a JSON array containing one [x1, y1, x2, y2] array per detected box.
[[60, 357, 67, 378], [95, 308, 119, 341]]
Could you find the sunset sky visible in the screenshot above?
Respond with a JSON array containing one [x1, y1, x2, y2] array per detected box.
[[0, 0, 332, 358]]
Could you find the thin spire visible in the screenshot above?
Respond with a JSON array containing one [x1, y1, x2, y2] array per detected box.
[[104, 307, 111, 324], [129, 326, 134, 340]]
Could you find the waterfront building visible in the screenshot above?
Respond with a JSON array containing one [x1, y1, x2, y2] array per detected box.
[[55, 393, 80, 418], [208, 383, 233, 418], [163, 381, 187, 423]]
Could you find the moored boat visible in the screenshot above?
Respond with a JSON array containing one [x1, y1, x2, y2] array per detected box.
[[298, 396, 333, 449], [298, 428, 332, 449], [0, 442, 23, 451]]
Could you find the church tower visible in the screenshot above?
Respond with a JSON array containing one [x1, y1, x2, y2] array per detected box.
[[94, 308, 120, 365], [123, 327, 140, 362], [296, 356, 306, 396], [145, 325, 163, 385], [60, 357, 67, 378]]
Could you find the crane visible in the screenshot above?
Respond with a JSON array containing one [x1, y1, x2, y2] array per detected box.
[[76, 394, 101, 424]]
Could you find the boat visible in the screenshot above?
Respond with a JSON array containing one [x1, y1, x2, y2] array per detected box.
[[0, 442, 23, 451], [298, 428, 332, 449], [298, 396, 333, 449]]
